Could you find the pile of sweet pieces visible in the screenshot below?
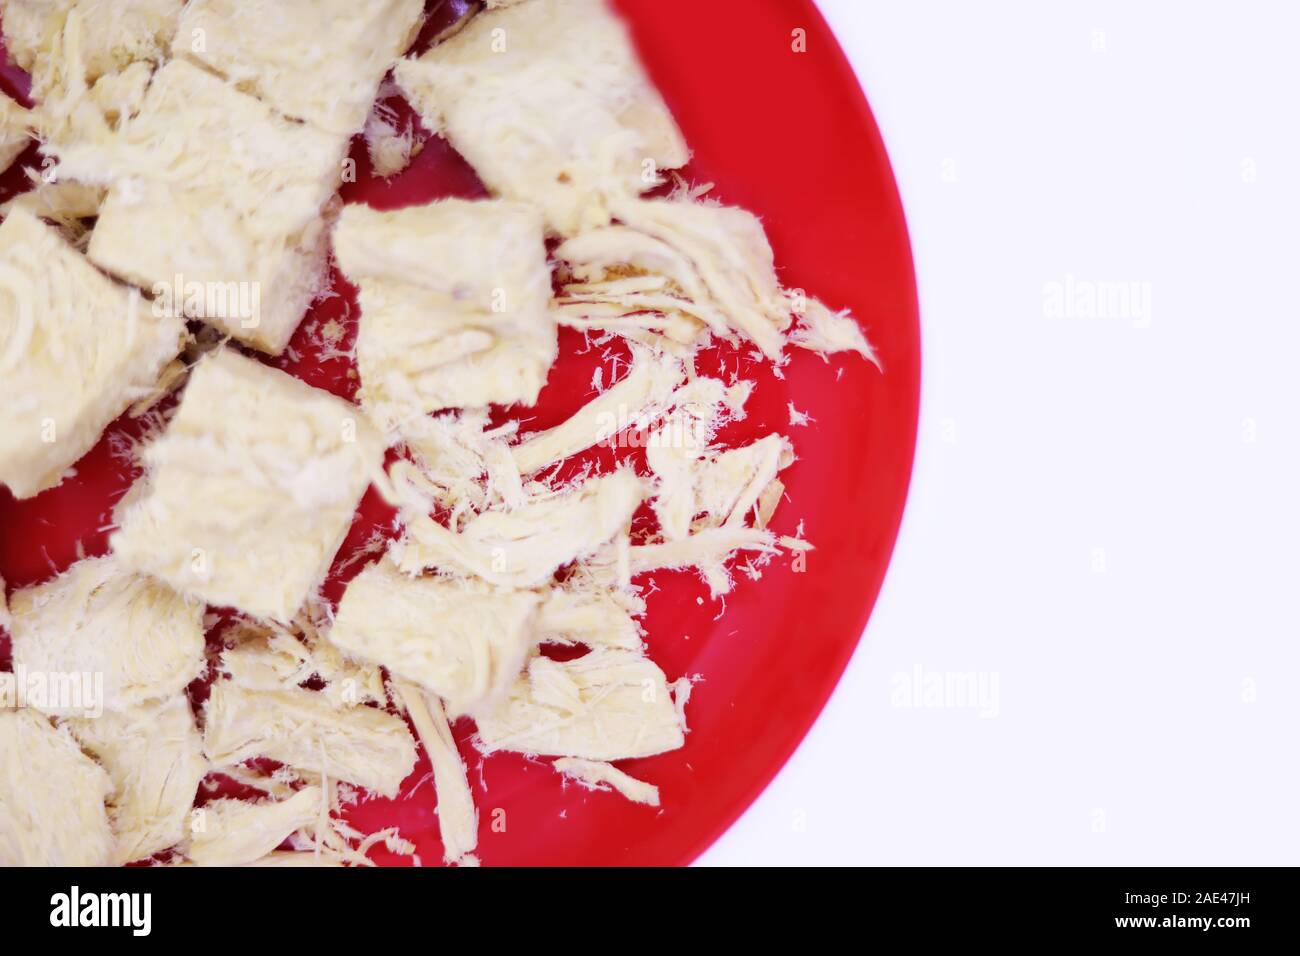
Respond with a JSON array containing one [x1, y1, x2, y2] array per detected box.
[[0, 0, 876, 867]]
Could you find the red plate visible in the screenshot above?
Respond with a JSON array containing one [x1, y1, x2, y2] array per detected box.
[[0, 0, 918, 866]]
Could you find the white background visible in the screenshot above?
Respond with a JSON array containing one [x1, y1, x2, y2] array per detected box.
[[700, 0, 1300, 865]]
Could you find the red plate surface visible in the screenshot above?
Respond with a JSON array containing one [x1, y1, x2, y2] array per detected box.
[[0, 0, 918, 865]]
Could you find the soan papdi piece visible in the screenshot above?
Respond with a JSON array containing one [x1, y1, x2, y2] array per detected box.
[[8, 554, 206, 716], [396, 468, 644, 588], [64, 695, 207, 864], [554, 757, 659, 806], [395, 0, 688, 237], [177, 0, 424, 136], [1, 0, 180, 104], [203, 682, 417, 798], [0, 709, 113, 866], [111, 349, 385, 624], [536, 584, 644, 651], [53, 59, 350, 354], [333, 200, 556, 435], [185, 786, 322, 867], [396, 683, 478, 865], [5, 0, 178, 146], [332, 560, 540, 717], [476, 648, 686, 761], [32, 60, 157, 147], [0, 92, 31, 172], [0, 208, 186, 499], [0, 179, 106, 243], [556, 198, 794, 361]]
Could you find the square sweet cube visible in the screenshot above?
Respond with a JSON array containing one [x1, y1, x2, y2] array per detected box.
[[110, 348, 385, 622], [395, 0, 689, 237], [54, 59, 349, 354], [8, 554, 206, 716], [63, 695, 207, 864], [0, 709, 114, 866], [177, 0, 425, 136], [332, 199, 557, 434], [2, 0, 181, 97], [330, 558, 541, 718], [0, 207, 186, 499]]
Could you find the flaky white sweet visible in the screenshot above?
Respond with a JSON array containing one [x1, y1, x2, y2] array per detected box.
[[788, 295, 880, 364], [203, 682, 417, 798], [476, 648, 686, 761], [648, 433, 794, 542], [7, 554, 206, 716], [0, 92, 31, 173], [395, 0, 688, 237], [54, 59, 350, 354], [561, 387, 793, 595], [2, 0, 180, 105], [218, 612, 388, 710], [556, 198, 794, 360], [0, 709, 113, 866], [64, 695, 208, 864], [0, 208, 186, 499], [177, 0, 424, 136], [0, 178, 105, 243], [333, 199, 557, 435], [537, 585, 645, 651], [397, 409, 522, 514], [3, 1, 182, 147], [111, 349, 385, 623], [332, 559, 540, 717], [185, 786, 323, 867]]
